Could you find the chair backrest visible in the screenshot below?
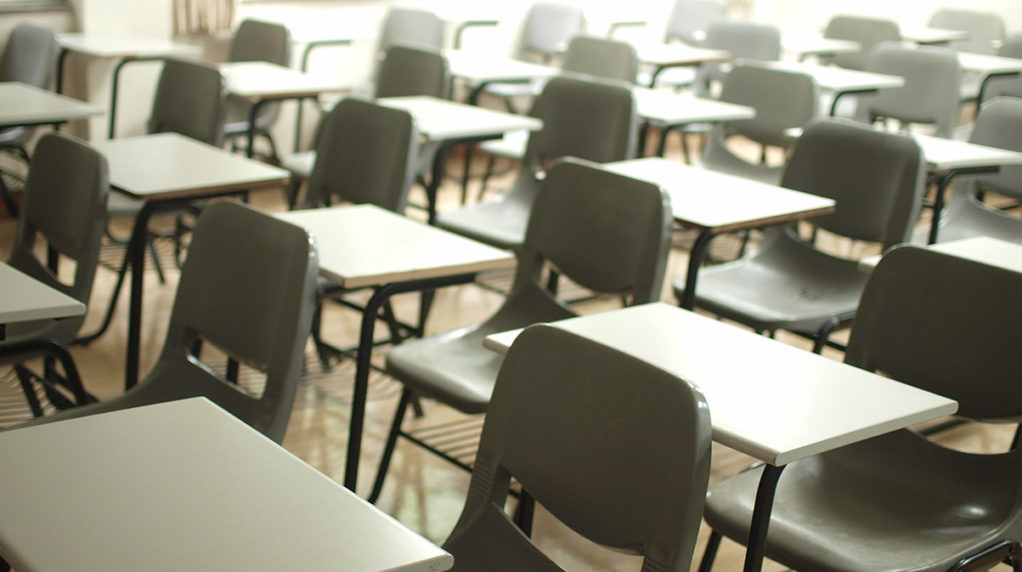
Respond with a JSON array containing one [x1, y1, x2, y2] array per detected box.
[[149, 58, 227, 146], [823, 14, 901, 70], [713, 63, 818, 148], [443, 324, 711, 572], [928, 7, 1005, 55], [781, 118, 924, 248], [561, 35, 638, 84], [374, 44, 450, 99], [664, 0, 726, 46], [7, 133, 108, 343], [378, 6, 445, 54], [304, 97, 419, 212], [144, 201, 318, 442], [859, 42, 962, 138], [846, 245, 1022, 421], [228, 19, 292, 66], [515, 1, 585, 62], [523, 75, 637, 172], [694, 20, 781, 97], [0, 23, 57, 87], [967, 97, 1022, 201], [512, 158, 672, 307]]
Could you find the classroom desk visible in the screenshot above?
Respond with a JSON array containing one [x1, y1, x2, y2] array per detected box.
[[634, 87, 756, 157], [0, 397, 454, 572], [0, 261, 90, 408], [445, 49, 561, 105], [860, 235, 1022, 273], [376, 95, 543, 221], [220, 61, 354, 158], [901, 26, 971, 46], [782, 35, 861, 61], [914, 134, 1022, 244], [604, 158, 835, 310], [483, 302, 958, 572], [91, 133, 290, 390], [55, 33, 202, 138], [760, 60, 905, 115], [957, 52, 1022, 108], [275, 204, 516, 494], [633, 43, 732, 87]]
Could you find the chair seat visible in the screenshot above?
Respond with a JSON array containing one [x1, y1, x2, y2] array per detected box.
[[675, 232, 869, 333], [281, 150, 316, 180], [482, 78, 547, 100], [223, 94, 274, 135], [478, 130, 528, 160], [435, 192, 533, 250], [704, 429, 1018, 572], [916, 192, 1022, 245]]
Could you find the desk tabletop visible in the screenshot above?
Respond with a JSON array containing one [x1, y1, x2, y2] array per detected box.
[[782, 35, 861, 58], [485, 303, 958, 466], [901, 26, 971, 45], [276, 204, 516, 289], [915, 133, 1022, 171], [0, 82, 102, 129], [56, 33, 202, 58], [761, 60, 905, 92], [0, 398, 453, 571], [0, 262, 85, 327], [221, 61, 353, 100], [604, 158, 835, 233], [93, 132, 290, 200], [445, 49, 560, 84], [635, 88, 756, 126], [956, 52, 1022, 75], [378, 95, 543, 142], [861, 236, 1022, 273], [634, 42, 731, 67]]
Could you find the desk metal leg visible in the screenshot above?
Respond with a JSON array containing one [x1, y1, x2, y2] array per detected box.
[[975, 71, 1021, 117], [743, 464, 785, 572], [343, 273, 476, 493], [829, 88, 877, 117], [246, 99, 266, 158], [55, 48, 70, 95], [680, 231, 714, 310]]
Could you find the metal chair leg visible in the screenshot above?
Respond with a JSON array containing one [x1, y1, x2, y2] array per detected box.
[[368, 388, 413, 504], [697, 531, 723, 572]]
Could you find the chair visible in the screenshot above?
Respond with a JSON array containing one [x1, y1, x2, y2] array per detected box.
[[0, 23, 59, 217], [13, 201, 319, 444], [222, 19, 292, 162], [83, 58, 228, 344], [691, 20, 782, 97], [675, 118, 925, 353], [377, 6, 445, 54], [281, 44, 448, 207], [368, 158, 673, 502], [1, 133, 107, 414], [441, 324, 711, 572], [821, 14, 901, 71], [928, 7, 1005, 56], [976, 34, 1022, 105], [923, 98, 1022, 244], [476, 35, 638, 199], [699, 63, 818, 186], [436, 75, 637, 251], [855, 42, 962, 139], [637, 0, 726, 89], [698, 244, 1022, 572]]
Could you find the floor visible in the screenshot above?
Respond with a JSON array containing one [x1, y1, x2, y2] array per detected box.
[[0, 129, 1016, 571]]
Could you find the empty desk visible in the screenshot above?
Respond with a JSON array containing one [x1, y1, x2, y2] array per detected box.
[[861, 235, 1022, 273], [0, 397, 453, 571], [761, 60, 905, 115]]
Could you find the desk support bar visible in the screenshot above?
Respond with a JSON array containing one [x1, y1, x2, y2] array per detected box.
[[744, 464, 786, 572], [679, 231, 714, 310], [927, 165, 1001, 244]]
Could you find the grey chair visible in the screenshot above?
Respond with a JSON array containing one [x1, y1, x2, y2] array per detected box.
[[928, 7, 1005, 56], [437, 75, 637, 250], [699, 63, 818, 186], [923, 98, 1022, 244], [977, 34, 1022, 105], [368, 158, 673, 503], [377, 6, 445, 54], [0, 23, 59, 217], [822, 14, 901, 71], [856, 42, 962, 139], [2, 133, 108, 414], [281, 45, 448, 207], [222, 19, 292, 162], [442, 324, 711, 572], [698, 244, 1022, 572], [676, 118, 925, 353], [13, 201, 319, 444], [476, 35, 638, 199], [692, 20, 782, 97], [86, 58, 228, 344], [637, 0, 726, 88]]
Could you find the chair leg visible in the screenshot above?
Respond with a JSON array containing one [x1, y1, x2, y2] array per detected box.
[[147, 235, 166, 284], [0, 172, 17, 218], [697, 531, 723, 572], [15, 364, 45, 418], [368, 388, 413, 504], [477, 155, 498, 203], [812, 316, 843, 354]]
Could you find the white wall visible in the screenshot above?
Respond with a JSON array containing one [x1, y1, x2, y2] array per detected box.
[[754, 0, 1022, 35]]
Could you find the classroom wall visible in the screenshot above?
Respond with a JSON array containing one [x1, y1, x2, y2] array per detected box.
[[755, 0, 1022, 35]]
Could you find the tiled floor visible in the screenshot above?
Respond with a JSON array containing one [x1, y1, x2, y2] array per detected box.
[[1, 134, 1016, 571]]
